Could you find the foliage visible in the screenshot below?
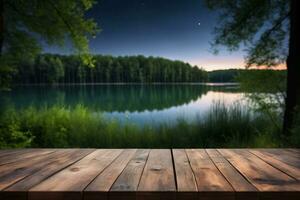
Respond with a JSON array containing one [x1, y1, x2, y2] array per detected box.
[[237, 69, 286, 132], [2, 0, 98, 55], [35, 54, 65, 84], [204, 0, 300, 136], [0, 103, 288, 148], [14, 54, 208, 84], [208, 68, 286, 84], [0, 107, 32, 148], [205, 0, 289, 67], [237, 69, 286, 93], [0, 0, 99, 89], [0, 58, 16, 90], [208, 69, 242, 82]]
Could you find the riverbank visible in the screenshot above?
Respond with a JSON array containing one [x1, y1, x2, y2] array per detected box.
[[1, 103, 293, 148]]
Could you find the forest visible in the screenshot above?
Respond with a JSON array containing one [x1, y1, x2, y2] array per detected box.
[[14, 54, 208, 84], [12, 54, 286, 85]]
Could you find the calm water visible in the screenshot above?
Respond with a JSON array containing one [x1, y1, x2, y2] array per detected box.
[[0, 84, 246, 126]]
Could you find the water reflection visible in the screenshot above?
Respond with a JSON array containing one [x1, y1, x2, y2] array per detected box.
[[0, 84, 245, 125]]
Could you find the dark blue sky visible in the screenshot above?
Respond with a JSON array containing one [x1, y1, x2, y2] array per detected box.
[[45, 0, 245, 70]]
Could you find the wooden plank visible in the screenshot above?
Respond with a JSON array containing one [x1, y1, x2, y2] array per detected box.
[[29, 149, 123, 200], [6, 149, 94, 190], [287, 149, 300, 155], [173, 149, 197, 191], [138, 149, 176, 191], [186, 149, 234, 200], [2, 149, 94, 200], [173, 149, 197, 200], [0, 150, 15, 157], [250, 149, 300, 181], [259, 149, 300, 168], [84, 149, 137, 200], [206, 149, 258, 200], [0, 149, 55, 166], [0, 150, 57, 178], [268, 149, 300, 158], [0, 149, 33, 158], [0, 150, 71, 190], [108, 149, 150, 200], [206, 149, 258, 191], [110, 149, 150, 191], [218, 149, 300, 200], [137, 149, 176, 200]]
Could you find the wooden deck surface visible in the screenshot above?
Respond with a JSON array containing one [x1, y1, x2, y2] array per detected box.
[[0, 149, 299, 200]]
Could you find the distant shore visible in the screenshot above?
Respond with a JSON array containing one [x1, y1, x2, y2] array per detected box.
[[13, 82, 239, 86]]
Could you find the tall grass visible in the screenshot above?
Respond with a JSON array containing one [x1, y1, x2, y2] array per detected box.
[[0, 103, 288, 148]]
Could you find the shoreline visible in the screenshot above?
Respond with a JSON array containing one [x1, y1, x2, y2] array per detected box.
[[12, 82, 240, 86]]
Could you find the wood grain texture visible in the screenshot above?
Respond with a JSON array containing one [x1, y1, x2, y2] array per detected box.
[[206, 149, 258, 200], [2, 149, 94, 200], [186, 149, 234, 200], [218, 149, 300, 192], [186, 149, 233, 191], [0, 149, 34, 158], [0, 150, 70, 190], [108, 149, 150, 200], [172, 149, 197, 192], [29, 149, 123, 200], [250, 149, 300, 181], [0, 149, 299, 200], [6, 149, 94, 191], [85, 149, 136, 192], [111, 149, 150, 191], [173, 149, 198, 200], [287, 149, 300, 155], [137, 149, 176, 200], [206, 149, 258, 191], [0, 149, 55, 166], [84, 149, 137, 200], [258, 149, 300, 168]]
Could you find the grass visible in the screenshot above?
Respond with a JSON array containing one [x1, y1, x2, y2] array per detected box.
[[0, 103, 295, 148]]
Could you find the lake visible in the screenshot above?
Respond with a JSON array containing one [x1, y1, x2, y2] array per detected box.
[[0, 84, 246, 126]]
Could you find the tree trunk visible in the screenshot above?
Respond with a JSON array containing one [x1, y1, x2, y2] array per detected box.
[[283, 0, 300, 135]]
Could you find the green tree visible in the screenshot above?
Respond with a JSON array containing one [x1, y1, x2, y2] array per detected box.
[[205, 0, 299, 135], [112, 61, 122, 82], [45, 56, 64, 84], [105, 57, 113, 82], [145, 58, 154, 82], [0, 0, 98, 89]]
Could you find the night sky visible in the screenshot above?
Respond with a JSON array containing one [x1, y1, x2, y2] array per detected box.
[[45, 0, 246, 70]]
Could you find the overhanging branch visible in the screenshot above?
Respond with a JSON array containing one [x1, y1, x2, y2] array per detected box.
[[46, 0, 77, 39], [261, 12, 290, 41]]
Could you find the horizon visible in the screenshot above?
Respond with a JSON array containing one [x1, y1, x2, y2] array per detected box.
[[38, 52, 286, 72]]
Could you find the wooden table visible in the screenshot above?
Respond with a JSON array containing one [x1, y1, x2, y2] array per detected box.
[[0, 149, 299, 200]]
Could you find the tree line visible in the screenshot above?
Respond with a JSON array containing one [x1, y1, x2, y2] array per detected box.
[[13, 54, 286, 84], [14, 54, 209, 84], [208, 69, 242, 82]]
